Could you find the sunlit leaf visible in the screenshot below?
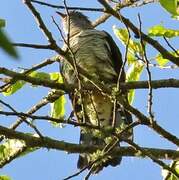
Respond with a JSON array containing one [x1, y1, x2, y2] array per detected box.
[[113, 26, 143, 55], [2, 81, 25, 96], [0, 19, 6, 28], [127, 52, 137, 65], [2, 71, 50, 96], [159, 0, 179, 17], [0, 175, 11, 180], [155, 50, 179, 67], [29, 71, 51, 87], [50, 95, 66, 119], [126, 61, 144, 104], [49, 73, 66, 120], [0, 28, 18, 58], [148, 25, 179, 38], [30, 71, 51, 81]]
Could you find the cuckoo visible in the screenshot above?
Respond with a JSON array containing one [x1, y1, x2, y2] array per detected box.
[[57, 11, 133, 173]]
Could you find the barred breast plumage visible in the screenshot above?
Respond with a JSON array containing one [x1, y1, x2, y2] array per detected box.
[[58, 11, 133, 174]]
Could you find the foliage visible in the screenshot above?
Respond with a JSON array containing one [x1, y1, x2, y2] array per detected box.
[[113, 26, 144, 104], [148, 25, 179, 38], [0, 19, 18, 59], [49, 72, 66, 119], [159, 0, 179, 18], [0, 175, 11, 180]]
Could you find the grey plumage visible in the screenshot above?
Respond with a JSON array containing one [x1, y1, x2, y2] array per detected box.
[[57, 11, 133, 173]]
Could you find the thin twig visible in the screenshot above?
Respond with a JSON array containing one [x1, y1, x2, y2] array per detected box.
[[54, 5, 86, 123], [112, 23, 130, 128], [0, 92, 51, 142], [163, 36, 179, 56], [12, 43, 53, 49], [0, 100, 43, 139], [138, 14, 154, 122], [125, 139, 179, 178], [31, 0, 103, 12], [63, 165, 90, 180], [0, 58, 56, 92]]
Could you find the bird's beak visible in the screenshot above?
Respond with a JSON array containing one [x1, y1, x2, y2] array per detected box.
[[56, 11, 66, 18]]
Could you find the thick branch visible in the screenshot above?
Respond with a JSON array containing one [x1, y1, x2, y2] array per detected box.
[[1, 67, 179, 91], [0, 125, 179, 161]]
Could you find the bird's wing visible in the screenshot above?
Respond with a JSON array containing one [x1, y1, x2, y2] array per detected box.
[[102, 31, 125, 83]]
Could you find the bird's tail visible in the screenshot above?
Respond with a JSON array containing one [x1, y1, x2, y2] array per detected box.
[[77, 130, 121, 174]]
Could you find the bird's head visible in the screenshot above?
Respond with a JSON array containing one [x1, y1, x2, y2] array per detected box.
[[56, 11, 93, 36]]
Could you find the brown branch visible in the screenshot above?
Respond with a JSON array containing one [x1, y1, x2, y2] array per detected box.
[[138, 14, 154, 122], [125, 139, 179, 178], [1, 67, 179, 91], [0, 110, 100, 130], [0, 69, 179, 146], [0, 58, 56, 91], [132, 0, 158, 7], [0, 100, 43, 139], [12, 43, 53, 49], [23, 0, 65, 56], [0, 67, 68, 91], [163, 36, 179, 56], [23, 0, 56, 46], [0, 91, 54, 142], [121, 101, 179, 146], [0, 125, 179, 160], [92, 13, 111, 27], [31, 0, 103, 12]]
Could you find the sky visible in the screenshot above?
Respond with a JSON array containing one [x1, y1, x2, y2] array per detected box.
[[0, 0, 179, 180]]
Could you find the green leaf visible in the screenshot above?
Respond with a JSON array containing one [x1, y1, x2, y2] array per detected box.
[[156, 54, 169, 67], [2, 71, 50, 96], [29, 71, 51, 87], [0, 19, 6, 28], [49, 73, 66, 120], [0, 175, 11, 180], [155, 50, 179, 67], [126, 61, 144, 104], [113, 26, 143, 55], [50, 95, 66, 119], [148, 25, 179, 38], [0, 28, 18, 58], [50, 72, 62, 82], [2, 81, 25, 96], [127, 52, 137, 65], [30, 71, 51, 81], [159, 0, 179, 16]]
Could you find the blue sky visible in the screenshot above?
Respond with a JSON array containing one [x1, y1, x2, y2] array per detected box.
[[0, 1, 179, 180]]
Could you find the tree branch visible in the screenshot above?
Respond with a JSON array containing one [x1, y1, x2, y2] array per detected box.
[[1, 67, 179, 91], [12, 43, 53, 49], [0, 125, 179, 161], [97, 0, 179, 67]]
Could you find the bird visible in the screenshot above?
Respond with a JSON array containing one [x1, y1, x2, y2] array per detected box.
[[57, 11, 133, 173]]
